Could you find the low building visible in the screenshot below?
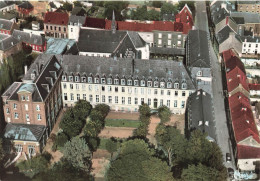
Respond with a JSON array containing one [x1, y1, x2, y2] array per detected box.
[[0, 1, 16, 13], [16, 1, 33, 18], [68, 15, 85, 40], [186, 89, 216, 142], [45, 38, 77, 55], [249, 83, 260, 97], [241, 36, 260, 58], [218, 32, 242, 56], [12, 30, 46, 53], [153, 30, 186, 48], [0, 11, 17, 22], [44, 11, 69, 38], [60, 55, 195, 114], [237, 1, 260, 14], [0, 18, 17, 35]]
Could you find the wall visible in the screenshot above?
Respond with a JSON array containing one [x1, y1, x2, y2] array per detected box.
[[138, 32, 153, 46], [79, 52, 111, 57], [44, 24, 68, 38], [68, 25, 80, 40]]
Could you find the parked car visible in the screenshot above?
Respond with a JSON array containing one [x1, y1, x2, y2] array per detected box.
[[226, 153, 231, 162]]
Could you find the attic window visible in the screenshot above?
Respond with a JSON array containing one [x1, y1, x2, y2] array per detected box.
[[205, 121, 209, 126], [54, 62, 60, 70], [246, 120, 249, 124], [18, 35, 21, 40], [198, 121, 203, 126]]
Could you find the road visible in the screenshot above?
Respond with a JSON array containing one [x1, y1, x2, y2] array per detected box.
[[194, 1, 235, 170]]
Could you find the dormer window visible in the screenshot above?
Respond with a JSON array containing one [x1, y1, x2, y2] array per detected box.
[[75, 76, 79, 82], [154, 81, 158, 87], [107, 78, 112, 84], [114, 79, 119, 85], [88, 77, 92, 83], [62, 75, 67, 81], [31, 73, 36, 79], [121, 79, 125, 85], [147, 81, 152, 87], [174, 83, 179, 89], [127, 79, 132, 85], [197, 71, 202, 76], [167, 82, 172, 88], [160, 82, 165, 88], [95, 78, 99, 84], [182, 83, 187, 90], [140, 80, 145, 86], [101, 78, 106, 84], [81, 77, 86, 82], [69, 76, 73, 82], [134, 80, 139, 86]]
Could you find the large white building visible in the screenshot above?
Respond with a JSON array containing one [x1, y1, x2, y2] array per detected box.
[[60, 55, 195, 114], [241, 36, 260, 56]]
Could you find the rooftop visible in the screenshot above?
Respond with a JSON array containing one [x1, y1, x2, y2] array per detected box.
[[0, 18, 14, 30], [46, 38, 76, 55], [12, 29, 45, 46], [44, 12, 69, 25]]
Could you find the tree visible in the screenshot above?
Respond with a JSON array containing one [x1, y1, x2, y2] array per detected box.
[[73, 1, 83, 7], [84, 121, 101, 137], [152, 1, 163, 8], [161, 2, 177, 15], [155, 125, 187, 167], [0, 139, 5, 179], [105, 138, 117, 159], [95, 104, 110, 118], [17, 153, 51, 178], [73, 100, 92, 121], [158, 105, 171, 123], [181, 163, 222, 181], [139, 103, 151, 118], [134, 104, 151, 137], [52, 132, 69, 151], [177, 1, 195, 12], [62, 137, 92, 172], [103, 1, 129, 20], [62, 2, 73, 11], [85, 137, 100, 152], [147, 9, 160, 21]]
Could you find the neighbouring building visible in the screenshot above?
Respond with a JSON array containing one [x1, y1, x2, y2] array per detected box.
[[0, 1, 16, 13], [12, 30, 46, 53], [68, 15, 85, 40], [44, 11, 69, 38], [60, 55, 195, 114], [153, 30, 186, 48], [248, 83, 260, 97], [0, 18, 17, 35], [30, 1, 49, 20], [218, 32, 242, 56], [0, 11, 17, 22], [2, 54, 63, 154], [71, 6, 87, 16], [186, 89, 216, 142], [16, 1, 33, 18], [45, 38, 77, 55], [186, 30, 212, 93], [241, 36, 260, 58], [237, 1, 260, 14]]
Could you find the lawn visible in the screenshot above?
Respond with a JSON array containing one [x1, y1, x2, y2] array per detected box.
[[105, 119, 140, 128]]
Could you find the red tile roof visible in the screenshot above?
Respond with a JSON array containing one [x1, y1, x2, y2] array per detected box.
[[44, 12, 69, 25], [226, 67, 249, 92], [229, 92, 251, 111], [237, 145, 260, 159], [175, 5, 193, 34], [223, 49, 245, 74], [248, 83, 260, 91], [85, 17, 106, 29]]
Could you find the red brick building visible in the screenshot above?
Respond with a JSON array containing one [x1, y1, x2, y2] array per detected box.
[[0, 18, 17, 35], [16, 1, 34, 18]]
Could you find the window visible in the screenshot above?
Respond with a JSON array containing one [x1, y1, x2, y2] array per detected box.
[[148, 81, 152, 87], [26, 114, 29, 121], [75, 76, 79, 82], [167, 100, 170, 107], [50, 26, 52, 30], [95, 78, 99, 84], [108, 86, 112, 92], [177, 41, 181, 46], [81, 77, 86, 82], [182, 83, 187, 89], [88, 85, 92, 91], [70, 84, 73, 89], [14, 112, 18, 119], [83, 94, 86, 100], [36, 105, 40, 111], [71, 28, 73, 32], [102, 86, 105, 91], [77, 94, 80, 100], [148, 98, 151, 106], [140, 80, 145, 86], [128, 87, 132, 93], [21, 95, 25, 101], [168, 40, 171, 46], [6, 108, 10, 114], [101, 78, 106, 84], [182, 91, 186, 97], [168, 34, 172, 39], [174, 83, 179, 89], [115, 87, 118, 92], [161, 90, 164, 95], [59, 27, 61, 31], [174, 100, 177, 107], [160, 82, 165, 88], [249, 44, 251, 47], [71, 93, 74, 100], [76, 84, 79, 90], [175, 91, 178, 96], [82, 84, 86, 90], [26, 96, 29, 101], [64, 27, 66, 32], [114, 79, 119, 85], [37, 114, 41, 120], [88, 77, 93, 83], [128, 97, 131, 104], [122, 97, 125, 104], [134, 88, 138, 94], [134, 80, 138, 86], [95, 85, 99, 91], [141, 98, 144, 104], [135, 98, 138, 105], [158, 39, 162, 45], [154, 89, 158, 95], [154, 81, 158, 87], [181, 101, 185, 108], [28, 145, 35, 156], [62, 75, 67, 81], [121, 79, 125, 85], [127, 79, 132, 85], [96, 95, 99, 103], [89, 95, 93, 102], [46, 25, 48, 30], [13, 103, 17, 109], [167, 82, 172, 88], [158, 33, 162, 38], [107, 78, 112, 84], [69, 76, 73, 82], [160, 99, 163, 106], [167, 90, 171, 96], [108, 96, 112, 103], [64, 93, 67, 100], [63, 83, 67, 89], [102, 95, 105, 103], [197, 71, 202, 76], [25, 104, 28, 111], [115, 96, 118, 104], [122, 87, 125, 92], [178, 34, 181, 39]]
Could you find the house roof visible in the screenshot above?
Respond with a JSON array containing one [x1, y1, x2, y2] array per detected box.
[[222, 49, 245, 73], [60, 55, 195, 90], [0, 11, 17, 21], [230, 12, 260, 24], [187, 89, 216, 141], [216, 25, 233, 44], [4, 123, 45, 142], [71, 6, 86, 16], [12, 29, 45, 46], [0, 33, 20, 51], [45, 38, 76, 55], [211, 8, 230, 25], [0, 18, 13, 31], [175, 4, 193, 31], [44, 12, 69, 25], [240, 36, 260, 43], [187, 30, 210, 68], [229, 91, 251, 111], [150, 47, 185, 56], [237, 1, 259, 5], [18, 1, 33, 9], [85, 17, 106, 29], [248, 83, 260, 91], [237, 145, 260, 159], [69, 15, 86, 25], [231, 17, 244, 24], [226, 67, 249, 92]]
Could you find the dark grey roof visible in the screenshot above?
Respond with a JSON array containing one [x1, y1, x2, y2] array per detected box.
[[18, 1, 33, 9], [0, 1, 7, 9], [150, 47, 185, 56], [71, 7, 87, 16], [237, 1, 259, 4], [231, 17, 244, 24], [2, 82, 22, 97], [69, 15, 86, 25], [211, 6, 230, 25], [0, 18, 13, 30], [4, 123, 45, 142], [0, 34, 20, 51], [12, 29, 45, 46], [0, 11, 17, 20], [78, 29, 145, 53], [59, 55, 195, 90], [216, 26, 232, 44], [230, 12, 260, 24], [162, 13, 175, 21], [187, 89, 216, 141], [187, 30, 210, 68], [240, 36, 260, 43]]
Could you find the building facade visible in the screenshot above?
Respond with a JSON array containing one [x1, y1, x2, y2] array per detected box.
[[237, 1, 260, 14], [153, 30, 186, 48], [60, 55, 195, 114], [241, 36, 260, 57], [0, 18, 17, 35], [16, 1, 33, 18], [44, 12, 69, 38], [68, 15, 85, 40]]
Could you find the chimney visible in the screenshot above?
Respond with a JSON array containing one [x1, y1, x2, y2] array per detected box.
[[132, 59, 135, 75], [36, 62, 39, 75], [30, 32, 32, 38]]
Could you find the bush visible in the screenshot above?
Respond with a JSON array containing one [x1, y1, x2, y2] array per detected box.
[[95, 104, 110, 118], [54, 132, 69, 150]]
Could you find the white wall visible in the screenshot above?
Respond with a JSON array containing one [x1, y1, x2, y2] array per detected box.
[[138, 32, 153, 46], [237, 158, 260, 172], [68, 25, 80, 40], [242, 42, 260, 54], [136, 44, 149, 59], [79, 52, 111, 57]]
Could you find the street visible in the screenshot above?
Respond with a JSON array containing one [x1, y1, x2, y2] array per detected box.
[[194, 1, 235, 170]]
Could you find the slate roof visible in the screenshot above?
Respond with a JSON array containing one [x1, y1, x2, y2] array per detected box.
[[231, 17, 244, 25], [216, 26, 233, 44], [0, 34, 20, 51], [4, 123, 45, 142], [237, 1, 259, 5], [0, 18, 14, 31], [186, 30, 210, 68], [12, 29, 45, 46], [78, 29, 145, 53], [18, 1, 33, 9], [0, 11, 17, 21], [60, 55, 195, 89], [45, 38, 76, 55], [71, 7, 86, 16], [69, 15, 86, 25], [211, 8, 230, 25], [237, 145, 260, 159], [0, 2, 7, 9], [150, 47, 185, 56], [230, 12, 260, 24], [44, 12, 69, 25], [4, 55, 62, 102], [240, 36, 260, 43], [187, 89, 216, 141]]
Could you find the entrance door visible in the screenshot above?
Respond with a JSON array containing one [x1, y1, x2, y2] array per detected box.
[[154, 98, 158, 108]]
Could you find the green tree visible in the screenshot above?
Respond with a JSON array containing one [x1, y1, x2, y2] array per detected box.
[[85, 137, 100, 152], [73, 1, 83, 7], [73, 100, 92, 121], [158, 105, 171, 123], [17, 153, 51, 178], [181, 163, 222, 181], [62, 2, 73, 11], [134, 104, 151, 137], [161, 2, 177, 15], [62, 137, 92, 172], [95, 104, 110, 118], [139, 103, 151, 118], [105, 138, 117, 159], [177, 1, 195, 12], [131, 5, 148, 21], [152, 1, 163, 8], [0, 139, 5, 179], [52, 132, 69, 151], [147, 9, 160, 21], [103, 1, 129, 20], [84, 121, 101, 137], [155, 125, 187, 167]]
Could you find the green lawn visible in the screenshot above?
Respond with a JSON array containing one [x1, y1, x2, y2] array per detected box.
[[105, 119, 140, 128]]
